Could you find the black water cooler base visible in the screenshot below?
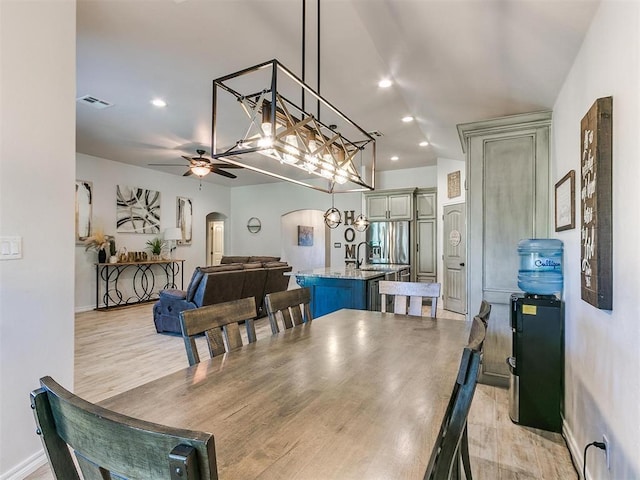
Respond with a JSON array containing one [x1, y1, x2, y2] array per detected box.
[[508, 294, 563, 432]]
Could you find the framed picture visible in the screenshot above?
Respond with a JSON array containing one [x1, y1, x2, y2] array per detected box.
[[447, 170, 461, 198], [176, 196, 193, 245], [298, 225, 313, 246], [75, 180, 93, 243], [116, 185, 161, 233], [580, 96, 613, 310], [554, 170, 575, 232]]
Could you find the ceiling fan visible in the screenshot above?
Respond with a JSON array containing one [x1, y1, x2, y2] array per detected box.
[[149, 149, 243, 178]]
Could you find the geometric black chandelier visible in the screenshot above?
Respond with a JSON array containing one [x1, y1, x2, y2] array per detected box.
[[211, 59, 376, 194]]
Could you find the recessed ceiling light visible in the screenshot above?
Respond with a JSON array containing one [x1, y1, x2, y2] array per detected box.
[[151, 98, 167, 107], [378, 79, 393, 88], [402, 116, 414, 123], [419, 141, 429, 147], [390, 156, 399, 161]]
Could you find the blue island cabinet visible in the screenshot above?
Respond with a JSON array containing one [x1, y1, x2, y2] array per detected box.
[[295, 275, 380, 318]]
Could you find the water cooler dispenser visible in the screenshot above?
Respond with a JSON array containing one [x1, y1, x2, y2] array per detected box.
[[508, 239, 564, 432]]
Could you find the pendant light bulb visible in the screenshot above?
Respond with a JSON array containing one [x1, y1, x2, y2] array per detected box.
[[354, 214, 370, 232]]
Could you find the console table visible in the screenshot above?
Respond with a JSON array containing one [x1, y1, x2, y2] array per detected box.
[[95, 260, 184, 310]]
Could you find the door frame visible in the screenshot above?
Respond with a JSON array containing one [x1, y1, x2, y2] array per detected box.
[[205, 212, 227, 266]]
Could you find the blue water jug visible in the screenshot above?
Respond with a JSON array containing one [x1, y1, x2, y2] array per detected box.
[[517, 239, 563, 295]]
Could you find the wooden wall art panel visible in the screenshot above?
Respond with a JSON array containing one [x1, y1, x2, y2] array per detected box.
[[580, 96, 613, 310]]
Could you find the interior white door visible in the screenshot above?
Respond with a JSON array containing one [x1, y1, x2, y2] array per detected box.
[[208, 220, 224, 265], [443, 203, 467, 314]]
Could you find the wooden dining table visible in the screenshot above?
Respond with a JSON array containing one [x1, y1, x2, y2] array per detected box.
[[100, 309, 470, 479]]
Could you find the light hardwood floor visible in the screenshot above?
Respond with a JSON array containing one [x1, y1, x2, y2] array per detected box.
[[26, 304, 577, 479]]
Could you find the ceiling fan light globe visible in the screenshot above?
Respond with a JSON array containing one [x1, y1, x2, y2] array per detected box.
[[191, 165, 210, 177]]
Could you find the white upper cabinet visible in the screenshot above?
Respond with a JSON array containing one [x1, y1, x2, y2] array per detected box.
[[416, 191, 436, 219]]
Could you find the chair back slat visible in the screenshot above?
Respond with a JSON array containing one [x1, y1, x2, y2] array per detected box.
[[265, 288, 312, 334], [204, 328, 226, 358], [380, 281, 441, 317], [180, 297, 257, 366], [31, 376, 217, 479], [223, 322, 244, 351], [281, 307, 295, 329]]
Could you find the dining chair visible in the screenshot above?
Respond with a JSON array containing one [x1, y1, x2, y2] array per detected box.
[[379, 280, 441, 317], [466, 315, 487, 353], [30, 376, 218, 479], [423, 347, 481, 480], [180, 297, 257, 366], [460, 314, 487, 480], [264, 287, 312, 334], [477, 299, 491, 326]]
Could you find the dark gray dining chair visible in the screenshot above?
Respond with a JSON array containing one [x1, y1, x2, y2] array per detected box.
[[264, 287, 312, 334], [31, 376, 218, 479], [180, 297, 257, 366], [466, 315, 487, 353], [477, 299, 491, 326], [423, 348, 481, 480]]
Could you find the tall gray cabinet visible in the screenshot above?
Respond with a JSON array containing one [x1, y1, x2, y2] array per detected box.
[[414, 188, 437, 284], [458, 111, 551, 385]]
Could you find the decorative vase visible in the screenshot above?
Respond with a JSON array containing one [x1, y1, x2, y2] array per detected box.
[[98, 249, 107, 263]]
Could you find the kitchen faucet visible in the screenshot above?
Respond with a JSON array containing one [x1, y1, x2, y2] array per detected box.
[[356, 241, 368, 269]]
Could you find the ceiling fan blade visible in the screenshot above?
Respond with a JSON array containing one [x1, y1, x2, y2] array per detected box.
[[212, 168, 237, 179], [182, 154, 211, 164], [183, 170, 193, 177], [149, 163, 188, 167], [210, 163, 243, 169]]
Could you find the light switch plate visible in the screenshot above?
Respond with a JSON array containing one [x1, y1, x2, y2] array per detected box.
[[0, 236, 22, 260]]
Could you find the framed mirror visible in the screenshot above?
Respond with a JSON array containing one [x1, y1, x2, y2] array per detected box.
[[75, 180, 93, 244]]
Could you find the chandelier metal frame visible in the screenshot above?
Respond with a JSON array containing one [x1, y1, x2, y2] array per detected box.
[[211, 59, 376, 193]]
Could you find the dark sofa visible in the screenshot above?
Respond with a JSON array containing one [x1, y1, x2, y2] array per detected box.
[[153, 256, 292, 334]]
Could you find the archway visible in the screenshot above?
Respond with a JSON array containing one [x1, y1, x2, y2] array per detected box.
[[281, 209, 328, 288]]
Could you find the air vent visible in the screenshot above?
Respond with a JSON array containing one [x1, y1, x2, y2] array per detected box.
[[368, 130, 383, 137], [76, 95, 114, 109]]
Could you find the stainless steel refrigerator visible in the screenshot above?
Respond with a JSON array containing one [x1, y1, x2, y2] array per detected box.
[[365, 221, 410, 265]]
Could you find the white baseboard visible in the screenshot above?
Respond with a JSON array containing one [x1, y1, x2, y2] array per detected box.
[[75, 304, 95, 313], [563, 418, 586, 479], [1, 450, 46, 480]]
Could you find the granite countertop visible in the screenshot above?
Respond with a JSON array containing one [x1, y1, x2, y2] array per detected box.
[[287, 265, 410, 280]]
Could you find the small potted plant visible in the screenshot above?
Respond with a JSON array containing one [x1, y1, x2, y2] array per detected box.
[[145, 237, 165, 261]]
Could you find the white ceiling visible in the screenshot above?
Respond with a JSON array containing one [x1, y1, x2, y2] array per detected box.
[[76, 0, 600, 188]]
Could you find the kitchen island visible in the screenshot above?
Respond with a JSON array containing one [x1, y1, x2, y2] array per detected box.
[[288, 265, 410, 318]]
